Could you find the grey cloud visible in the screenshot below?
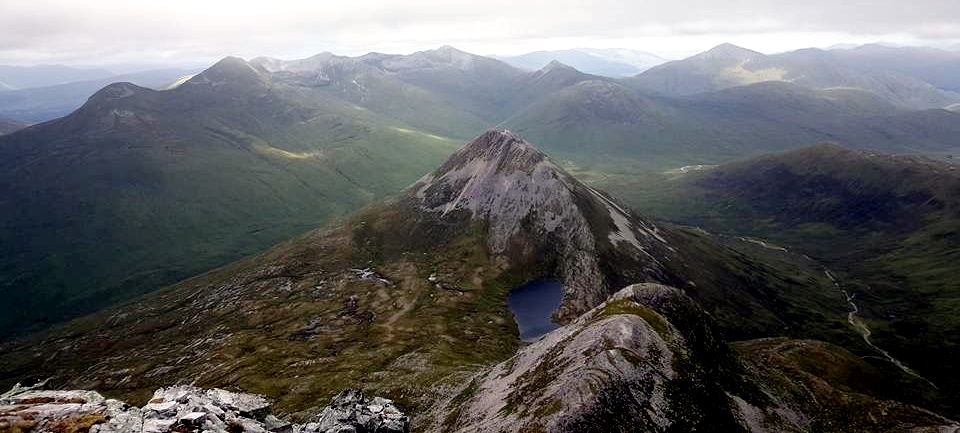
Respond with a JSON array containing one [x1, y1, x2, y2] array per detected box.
[[0, 0, 958, 65]]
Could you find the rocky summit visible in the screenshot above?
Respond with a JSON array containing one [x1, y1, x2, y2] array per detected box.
[[0, 383, 408, 433], [412, 129, 674, 320]]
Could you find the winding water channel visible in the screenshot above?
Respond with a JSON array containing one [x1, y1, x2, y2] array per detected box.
[[726, 231, 936, 387]]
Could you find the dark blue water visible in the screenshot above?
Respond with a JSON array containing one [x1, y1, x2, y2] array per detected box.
[[508, 280, 564, 342]]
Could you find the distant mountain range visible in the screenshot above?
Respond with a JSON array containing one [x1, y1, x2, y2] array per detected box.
[[494, 48, 667, 77], [0, 65, 116, 91], [626, 43, 960, 110], [3, 43, 960, 341], [506, 79, 960, 171], [829, 44, 960, 92], [0, 68, 196, 122]]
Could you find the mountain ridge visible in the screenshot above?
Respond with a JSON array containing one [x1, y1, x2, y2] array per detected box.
[[625, 43, 960, 110], [0, 55, 464, 339], [495, 48, 667, 77]]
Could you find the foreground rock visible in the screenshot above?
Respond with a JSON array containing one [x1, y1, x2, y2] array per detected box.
[[298, 389, 408, 433], [0, 384, 408, 433], [440, 283, 960, 433]]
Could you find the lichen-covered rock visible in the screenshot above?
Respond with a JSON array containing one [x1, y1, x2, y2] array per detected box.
[[295, 389, 409, 433], [0, 383, 141, 433], [444, 284, 690, 432], [440, 283, 960, 433], [0, 383, 407, 433]]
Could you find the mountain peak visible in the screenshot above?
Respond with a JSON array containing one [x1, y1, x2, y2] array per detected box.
[[540, 59, 577, 72], [87, 82, 147, 102], [432, 129, 546, 177], [411, 130, 672, 318], [700, 43, 763, 60], [183, 56, 267, 87], [436, 44, 465, 53]]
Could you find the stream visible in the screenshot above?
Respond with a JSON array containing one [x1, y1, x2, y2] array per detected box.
[[823, 270, 937, 388]]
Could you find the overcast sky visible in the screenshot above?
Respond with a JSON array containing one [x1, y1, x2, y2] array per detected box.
[[1, 0, 959, 69]]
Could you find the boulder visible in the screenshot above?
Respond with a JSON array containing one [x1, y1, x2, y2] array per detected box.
[[0, 382, 407, 433], [296, 389, 409, 433]]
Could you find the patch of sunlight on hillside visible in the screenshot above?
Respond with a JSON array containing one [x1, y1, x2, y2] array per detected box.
[[163, 74, 197, 90], [664, 164, 716, 175], [390, 126, 455, 142], [254, 142, 322, 160], [722, 62, 788, 84]]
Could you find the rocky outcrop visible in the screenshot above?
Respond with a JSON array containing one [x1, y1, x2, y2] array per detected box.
[[444, 283, 739, 432], [441, 283, 960, 433], [0, 384, 407, 433], [410, 129, 674, 320], [298, 389, 408, 433]]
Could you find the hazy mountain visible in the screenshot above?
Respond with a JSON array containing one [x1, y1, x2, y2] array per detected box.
[[0, 68, 196, 122], [251, 45, 960, 175], [358, 46, 539, 121], [603, 144, 960, 413], [579, 47, 669, 70], [626, 43, 960, 109], [1, 131, 951, 429], [252, 47, 499, 137], [254, 46, 600, 128], [625, 43, 766, 94], [0, 56, 463, 339], [827, 44, 960, 92], [495, 48, 666, 77], [0, 117, 26, 134], [0, 65, 115, 91], [506, 78, 960, 171]]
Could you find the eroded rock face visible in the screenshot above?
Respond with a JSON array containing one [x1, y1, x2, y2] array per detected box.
[[410, 129, 674, 320], [445, 283, 691, 432], [0, 384, 407, 433], [441, 283, 960, 433]]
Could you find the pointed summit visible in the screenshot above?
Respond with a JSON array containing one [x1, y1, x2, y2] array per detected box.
[[542, 59, 574, 71], [433, 129, 546, 176], [183, 56, 268, 88], [412, 130, 673, 318], [699, 43, 763, 60], [86, 82, 149, 102]]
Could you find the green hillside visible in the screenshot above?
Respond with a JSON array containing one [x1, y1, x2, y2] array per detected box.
[[587, 144, 960, 414], [0, 57, 461, 339]]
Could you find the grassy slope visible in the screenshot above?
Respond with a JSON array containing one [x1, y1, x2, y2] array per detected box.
[[586, 144, 960, 416], [0, 70, 462, 339], [0, 194, 943, 429], [0, 199, 527, 421], [0, 117, 26, 134], [508, 80, 960, 174]]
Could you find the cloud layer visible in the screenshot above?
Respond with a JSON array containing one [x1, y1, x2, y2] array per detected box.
[[1, 0, 958, 66]]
